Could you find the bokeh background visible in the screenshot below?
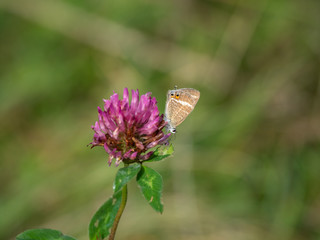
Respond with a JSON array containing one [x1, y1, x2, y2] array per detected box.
[[1, 0, 320, 239]]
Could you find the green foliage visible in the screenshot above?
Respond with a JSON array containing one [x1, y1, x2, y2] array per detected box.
[[137, 166, 163, 213], [88, 160, 169, 239], [16, 229, 76, 240], [89, 191, 122, 240], [113, 163, 141, 193], [144, 144, 174, 163]]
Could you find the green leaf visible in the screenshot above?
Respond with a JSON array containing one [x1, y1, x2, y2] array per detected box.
[[144, 144, 174, 163], [113, 163, 141, 193], [16, 229, 77, 240], [89, 191, 122, 240], [137, 166, 163, 213]]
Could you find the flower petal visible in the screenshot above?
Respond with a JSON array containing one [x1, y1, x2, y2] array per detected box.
[[130, 151, 138, 160], [122, 88, 129, 108], [123, 149, 133, 159], [108, 149, 117, 166], [132, 137, 144, 150], [130, 89, 139, 112], [140, 151, 154, 161]]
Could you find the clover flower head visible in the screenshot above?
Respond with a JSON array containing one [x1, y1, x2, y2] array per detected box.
[[90, 88, 170, 166]]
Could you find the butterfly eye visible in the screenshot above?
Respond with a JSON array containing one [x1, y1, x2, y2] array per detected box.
[[175, 93, 180, 99], [170, 93, 174, 97]]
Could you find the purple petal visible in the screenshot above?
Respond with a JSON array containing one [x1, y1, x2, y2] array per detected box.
[[97, 116, 110, 135], [116, 109, 125, 132], [98, 108, 112, 134], [123, 149, 133, 159], [104, 143, 112, 154], [146, 132, 170, 149], [146, 141, 158, 149], [149, 99, 159, 119], [140, 151, 154, 161], [114, 151, 123, 166], [115, 151, 122, 159], [112, 127, 120, 140], [110, 93, 119, 107], [115, 158, 122, 166], [103, 99, 111, 111], [130, 151, 138, 160], [132, 137, 144, 150], [137, 93, 148, 114], [139, 126, 158, 136], [130, 89, 139, 112], [108, 149, 117, 166], [122, 88, 129, 110], [126, 115, 136, 129], [157, 133, 171, 145], [139, 117, 160, 135], [92, 121, 103, 135], [138, 111, 151, 125], [158, 117, 167, 130], [101, 111, 117, 132]]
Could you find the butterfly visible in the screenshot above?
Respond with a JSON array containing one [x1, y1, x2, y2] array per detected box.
[[165, 87, 200, 133]]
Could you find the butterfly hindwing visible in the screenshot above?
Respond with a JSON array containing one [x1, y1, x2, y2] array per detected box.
[[165, 88, 200, 132]]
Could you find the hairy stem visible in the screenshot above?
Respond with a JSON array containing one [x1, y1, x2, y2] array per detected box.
[[108, 183, 128, 240]]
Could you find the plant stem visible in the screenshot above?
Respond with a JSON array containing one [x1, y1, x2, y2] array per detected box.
[[108, 184, 128, 240]]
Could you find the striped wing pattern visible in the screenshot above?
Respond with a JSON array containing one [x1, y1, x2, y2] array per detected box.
[[165, 88, 200, 129]]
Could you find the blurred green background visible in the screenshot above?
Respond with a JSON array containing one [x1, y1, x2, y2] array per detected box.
[[1, 0, 320, 239]]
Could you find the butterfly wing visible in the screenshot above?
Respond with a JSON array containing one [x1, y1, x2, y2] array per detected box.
[[165, 88, 200, 129]]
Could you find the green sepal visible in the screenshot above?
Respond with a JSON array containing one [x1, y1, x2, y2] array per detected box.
[[89, 191, 122, 240], [16, 229, 77, 240], [113, 163, 141, 193], [144, 144, 174, 163], [137, 166, 163, 213]]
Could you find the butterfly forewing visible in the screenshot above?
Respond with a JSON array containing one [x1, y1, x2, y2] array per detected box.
[[165, 88, 200, 129]]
